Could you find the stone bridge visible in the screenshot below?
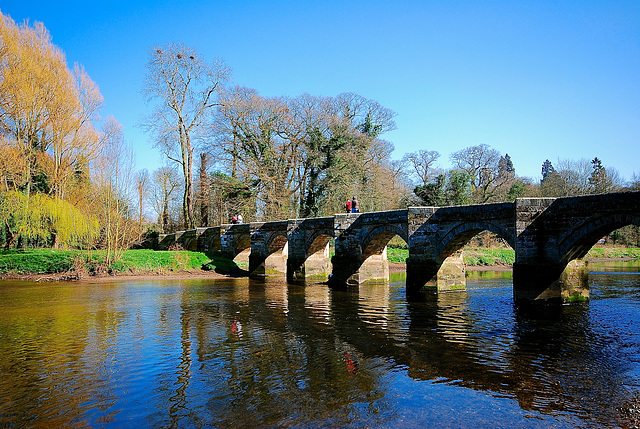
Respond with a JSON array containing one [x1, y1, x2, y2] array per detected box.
[[155, 191, 640, 304]]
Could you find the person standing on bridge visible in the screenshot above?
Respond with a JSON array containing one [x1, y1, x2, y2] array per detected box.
[[351, 196, 359, 213], [345, 198, 352, 213]]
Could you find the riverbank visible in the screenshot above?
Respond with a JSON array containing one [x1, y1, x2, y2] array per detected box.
[[0, 249, 242, 282], [0, 246, 638, 282]]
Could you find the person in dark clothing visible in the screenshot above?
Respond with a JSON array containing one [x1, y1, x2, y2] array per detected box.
[[351, 196, 359, 213]]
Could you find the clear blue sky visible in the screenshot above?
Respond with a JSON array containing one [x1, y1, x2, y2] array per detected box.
[[4, 0, 639, 181]]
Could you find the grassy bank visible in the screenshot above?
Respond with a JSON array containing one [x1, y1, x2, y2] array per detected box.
[[386, 247, 516, 266], [388, 246, 640, 267], [1, 246, 638, 279], [0, 249, 242, 278]]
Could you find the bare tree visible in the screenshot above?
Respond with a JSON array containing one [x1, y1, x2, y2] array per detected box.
[[541, 157, 625, 197], [93, 117, 140, 264], [197, 153, 210, 226], [151, 165, 181, 233], [450, 144, 503, 203], [142, 43, 229, 228], [135, 169, 149, 224], [402, 149, 441, 187]]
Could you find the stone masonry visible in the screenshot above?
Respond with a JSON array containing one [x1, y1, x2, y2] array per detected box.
[[154, 191, 640, 304]]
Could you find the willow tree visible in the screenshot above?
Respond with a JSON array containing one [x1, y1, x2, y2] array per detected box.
[[142, 43, 229, 229], [0, 12, 104, 199]]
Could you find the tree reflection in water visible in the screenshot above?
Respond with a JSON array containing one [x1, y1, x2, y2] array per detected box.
[[0, 268, 639, 428]]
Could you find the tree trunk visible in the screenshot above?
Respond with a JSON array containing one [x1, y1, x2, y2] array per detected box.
[[199, 153, 209, 226]]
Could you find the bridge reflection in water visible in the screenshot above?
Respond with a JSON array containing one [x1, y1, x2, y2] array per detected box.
[[5, 273, 639, 427], [157, 192, 640, 304]]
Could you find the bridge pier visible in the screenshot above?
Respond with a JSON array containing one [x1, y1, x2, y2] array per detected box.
[[286, 218, 333, 281], [513, 259, 589, 303], [248, 222, 288, 276], [406, 252, 466, 294], [287, 242, 331, 280], [406, 207, 468, 294], [513, 197, 591, 304], [331, 248, 390, 285]]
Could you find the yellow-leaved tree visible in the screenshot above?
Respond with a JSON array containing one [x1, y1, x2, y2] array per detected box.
[[0, 11, 122, 253], [0, 190, 98, 249], [0, 11, 103, 199]]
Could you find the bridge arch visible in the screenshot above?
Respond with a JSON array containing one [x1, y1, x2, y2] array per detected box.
[[558, 214, 640, 264], [234, 236, 251, 255], [305, 230, 333, 257], [286, 227, 333, 281], [437, 221, 516, 259], [266, 232, 288, 255], [249, 230, 289, 276], [361, 224, 408, 258], [218, 224, 253, 262]]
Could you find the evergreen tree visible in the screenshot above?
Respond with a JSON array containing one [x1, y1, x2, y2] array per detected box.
[[589, 157, 609, 193], [414, 174, 446, 206], [446, 170, 472, 205], [499, 154, 515, 178], [541, 159, 555, 179]]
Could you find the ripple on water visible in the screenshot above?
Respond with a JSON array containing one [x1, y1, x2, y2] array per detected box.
[[1, 269, 640, 428]]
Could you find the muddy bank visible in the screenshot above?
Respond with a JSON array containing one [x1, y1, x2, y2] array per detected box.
[[0, 269, 230, 283]]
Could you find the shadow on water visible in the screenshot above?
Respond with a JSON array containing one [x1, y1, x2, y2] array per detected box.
[[1, 262, 640, 427]]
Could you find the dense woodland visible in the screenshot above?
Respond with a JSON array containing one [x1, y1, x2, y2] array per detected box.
[[1, 13, 639, 257]]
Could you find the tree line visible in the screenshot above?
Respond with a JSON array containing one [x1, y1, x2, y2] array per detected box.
[[0, 13, 140, 261], [140, 43, 404, 230], [144, 38, 638, 233], [1, 13, 638, 254]]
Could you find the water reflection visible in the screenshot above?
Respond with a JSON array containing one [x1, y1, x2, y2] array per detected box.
[[1, 264, 639, 427]]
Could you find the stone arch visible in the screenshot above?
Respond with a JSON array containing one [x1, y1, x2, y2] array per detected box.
[[361, 224, 408, 259], [558, 214, 640, 264], [437, 221, 515, 259], [201, 229, 221, 252], [305, 231, 333, 257], [233, 235, 251, 258], [266, 233, 288, 255]]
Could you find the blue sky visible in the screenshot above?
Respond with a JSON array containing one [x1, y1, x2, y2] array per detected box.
[[4, 0, 639, 181]]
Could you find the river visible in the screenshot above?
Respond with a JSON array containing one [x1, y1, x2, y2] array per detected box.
[[1, 261, 640, 428]]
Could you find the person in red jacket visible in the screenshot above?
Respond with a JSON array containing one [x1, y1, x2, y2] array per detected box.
[[345, 198, 352, 213]]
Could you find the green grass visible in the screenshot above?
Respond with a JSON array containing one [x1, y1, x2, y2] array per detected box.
[[1, 245, 637, 277], [585, 247, 640, 259], [463, 248, 515, 266], [0, 249, 76, 274], [386, 246, 640, 267], [385, 247, 515, 266], [0, 249, 239, 276], [387, 247, 408, 263]]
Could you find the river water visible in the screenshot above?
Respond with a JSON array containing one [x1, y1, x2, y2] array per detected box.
[[1, 261, 640, 428]]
